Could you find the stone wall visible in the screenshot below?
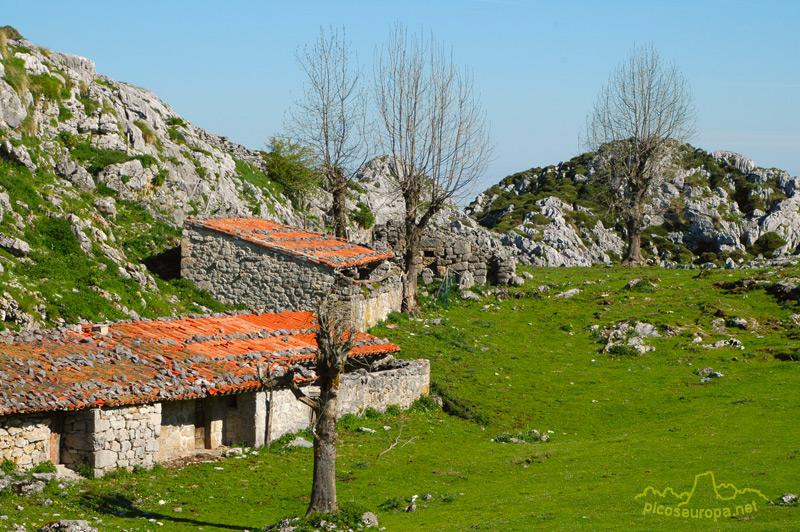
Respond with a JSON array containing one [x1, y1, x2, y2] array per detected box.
[[265, 359, 431, 441], [0, 414, 51, 469], [88, 404, 161, 477], [338, 359, 431, 413], [181, 224, 336, 314], [350, 276, 403, 330], [158, 400, 194, 460], [373, 219, 516, 286]]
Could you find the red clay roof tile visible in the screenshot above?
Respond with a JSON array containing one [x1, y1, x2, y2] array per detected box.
[[186, 218, 392, 269], [0, 311, 399, 416]]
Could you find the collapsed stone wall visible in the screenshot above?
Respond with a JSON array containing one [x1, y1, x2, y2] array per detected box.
[[0, 414, 51, 469], [373, 219, 516, 287], [181, 224, 336, 313]]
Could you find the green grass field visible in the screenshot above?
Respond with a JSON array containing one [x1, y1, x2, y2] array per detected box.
[[2, 265, 799, 531]]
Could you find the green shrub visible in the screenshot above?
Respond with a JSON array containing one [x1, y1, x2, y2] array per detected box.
[[1, 459, 16, 475], [750, 232, 786, 258], [379, 496, 406, 512], [29, 74, 63, 101], [166, 116, 186, 128], [94, 78, 117, 90], [77, 462, 95, 479], [607, 344, 641, 357], [263, 136, 321, 207], [58, 105, 72, 121], [2, 56, 28, 95], [77, 95, 99, 115], [350, 201, 375, 229], [29, 460, 57, 474], [385, 404, 402, 417]]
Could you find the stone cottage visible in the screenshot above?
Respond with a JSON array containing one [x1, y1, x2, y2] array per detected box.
[[0, 310, 429, 477], [181, 218, 402, 330]]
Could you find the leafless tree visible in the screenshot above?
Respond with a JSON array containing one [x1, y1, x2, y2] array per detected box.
[[286, 295, 355, 517], [375, 25, 493, 313], [585, 43, 695, 264], [288, 26, 367, 238]]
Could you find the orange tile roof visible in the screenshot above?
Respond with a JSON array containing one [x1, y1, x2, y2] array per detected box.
[[186, 218, 393, 269], [0, 311, 399, 416]]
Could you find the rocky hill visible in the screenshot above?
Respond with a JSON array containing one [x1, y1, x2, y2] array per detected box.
[[467, 144, 800, 267], [0, 27, 309, 330]]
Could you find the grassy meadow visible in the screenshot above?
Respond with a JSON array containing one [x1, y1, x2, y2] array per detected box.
[[2, 265, 799, 531]]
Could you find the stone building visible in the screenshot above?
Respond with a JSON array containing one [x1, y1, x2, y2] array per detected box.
[[181, 218, 402, 330], [0, 311, 428, 477]]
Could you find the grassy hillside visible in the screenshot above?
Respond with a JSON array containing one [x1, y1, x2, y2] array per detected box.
[[2, 265, 798, 530]]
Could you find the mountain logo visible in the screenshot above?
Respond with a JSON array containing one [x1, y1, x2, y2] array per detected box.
[[635, 471, 770, 521]]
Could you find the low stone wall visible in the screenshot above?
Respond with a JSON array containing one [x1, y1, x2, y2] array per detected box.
[[0, 414, 51, 469], [266, 359, 431, 441], [350, 276, 403, 330], [339, 359, 431, 413], [181, 223, 336, 313]]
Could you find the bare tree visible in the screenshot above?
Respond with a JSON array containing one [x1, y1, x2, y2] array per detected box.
[[375, 25, 493, 313], [286, 295, 355, 517], [585, 43, 695, 264], [288, 26, 367, 238]]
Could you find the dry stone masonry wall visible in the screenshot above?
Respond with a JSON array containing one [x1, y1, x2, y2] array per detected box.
[[0, 415, 51, 468], [181, 224, 336, 313]]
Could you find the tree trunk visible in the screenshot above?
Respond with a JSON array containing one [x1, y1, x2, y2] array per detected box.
[[331, 176, 348, 239], [402, 224, 422, 315], [306, 382, 339, 516], [623, 218, 645, 264]]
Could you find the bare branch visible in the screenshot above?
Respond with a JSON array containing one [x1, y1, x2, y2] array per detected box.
[[375, 24, 494, 312], [585, 43, 695, 264]]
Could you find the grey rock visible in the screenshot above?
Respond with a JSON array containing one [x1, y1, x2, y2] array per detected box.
[[521, 271, 534, 280], [1, 140, 36, 172], [460, 290, 480, 301], [286, 436, 313, 449], [12, 479, 46, 496], [780, 493, 798, 505], [633, 322, 661, 338], [555, 288, 581, 299], [94, 196, 117, 218], [36, 520, 99, 532], [510, 275, 525, 286], [421, 268, 434, 285], [458, 271, 475, 290], [361, 511, 379, 528], [0, 234, 31, 256], [0, 79, 27, 129]]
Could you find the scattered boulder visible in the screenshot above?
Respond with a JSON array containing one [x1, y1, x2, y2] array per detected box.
[[286, 436, 313, 449], [421, 268, 434, 286], [0, 234, 31, 256], [12, 478, 46, 496], [555, 288, 581, 299], [780, 493, 798, 505], [37, 521, 99, 532], [460, 290, 480, 301], [361, 511, 379, 528]]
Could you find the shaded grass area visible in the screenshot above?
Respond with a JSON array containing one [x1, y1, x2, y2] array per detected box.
[[3, 266, 799, 530]]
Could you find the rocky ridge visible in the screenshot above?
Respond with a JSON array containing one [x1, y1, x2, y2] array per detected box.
[[467, 146, 800, 267]]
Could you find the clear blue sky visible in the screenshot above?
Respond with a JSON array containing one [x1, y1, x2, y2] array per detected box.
[[5, 0, 799, 194]]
